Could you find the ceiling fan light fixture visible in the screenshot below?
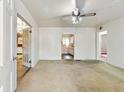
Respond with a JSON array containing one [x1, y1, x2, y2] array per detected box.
[[73, 20, 79, 24], [73, 8, 80, 16], [72, 16, 76, 21], [66, 0, 96, 24], [72, 16, 79, 24]]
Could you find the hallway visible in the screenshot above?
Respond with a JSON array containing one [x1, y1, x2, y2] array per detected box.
[[17, 60, 124, 92]]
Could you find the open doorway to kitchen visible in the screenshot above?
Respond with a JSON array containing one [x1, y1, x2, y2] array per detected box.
[[61, 34, 74, 60], [17, 14, 32, 83], [98, 31, 108, 61]]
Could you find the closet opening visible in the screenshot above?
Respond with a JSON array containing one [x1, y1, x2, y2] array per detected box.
[[17, 14, 32, 83]]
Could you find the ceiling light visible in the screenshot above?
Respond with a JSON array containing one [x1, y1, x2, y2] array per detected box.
[[72, 16, 76, 21], [72, 16, 79, 24], [73, 8, 79, 16]]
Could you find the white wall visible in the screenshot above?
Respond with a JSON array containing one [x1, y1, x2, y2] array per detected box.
[[98, 16, 124, 69], [39, 27, 96, 60], [16, 0, 39, 67]]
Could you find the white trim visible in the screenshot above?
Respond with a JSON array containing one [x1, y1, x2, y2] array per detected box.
[[97, 30, 108, 62], [99, 30, 108, 35], [0, 0, 3, 67]]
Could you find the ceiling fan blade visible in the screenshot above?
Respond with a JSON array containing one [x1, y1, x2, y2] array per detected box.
[[56, 14, 72, 20], [52, 14, 72, 19], [80, 13, 96, 17], [61, 14, 72, 18]]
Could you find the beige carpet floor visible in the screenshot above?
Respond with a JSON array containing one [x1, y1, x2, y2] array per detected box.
[[17, 60, 124, 92]]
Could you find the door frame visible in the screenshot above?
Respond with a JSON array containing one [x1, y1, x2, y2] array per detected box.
[[17, 13, 32, 66], [97, 30, 108, 61], [61, 33, 75, 60]]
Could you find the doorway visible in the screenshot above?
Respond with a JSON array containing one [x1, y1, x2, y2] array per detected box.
[[17, 15, 31, 82], [61, 34, 74, 60], [98, 31, 108, 61]]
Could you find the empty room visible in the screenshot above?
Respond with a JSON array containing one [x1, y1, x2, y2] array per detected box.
[[0, 0, 124, 92]]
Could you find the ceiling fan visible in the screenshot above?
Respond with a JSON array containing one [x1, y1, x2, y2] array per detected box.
[[63, 0, 96, 24]]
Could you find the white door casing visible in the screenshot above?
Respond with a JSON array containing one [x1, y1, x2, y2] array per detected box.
[[0, 0, 4, 91], [97, 31, 108, 61]]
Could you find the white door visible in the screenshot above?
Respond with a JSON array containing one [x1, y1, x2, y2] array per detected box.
[[0, 0, 17, 91]]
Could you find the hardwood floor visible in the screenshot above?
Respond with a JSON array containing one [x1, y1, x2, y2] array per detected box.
[[17, 55, 30, 85], [17, 60, 124, 92]]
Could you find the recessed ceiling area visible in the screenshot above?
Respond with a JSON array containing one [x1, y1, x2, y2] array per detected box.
[[21, 0, 124, 27]]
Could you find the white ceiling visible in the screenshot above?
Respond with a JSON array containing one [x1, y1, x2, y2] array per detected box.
[[21, 0, 124, 27]]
